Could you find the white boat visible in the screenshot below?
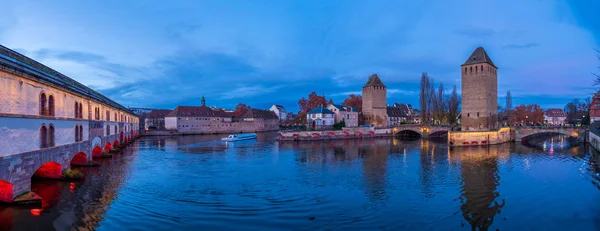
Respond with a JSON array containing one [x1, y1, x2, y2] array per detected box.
[[221, 133, 257, 142]]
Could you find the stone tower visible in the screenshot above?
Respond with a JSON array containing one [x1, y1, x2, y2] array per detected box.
[[461, 47, 498, 131], [362, 74, 387, 126]]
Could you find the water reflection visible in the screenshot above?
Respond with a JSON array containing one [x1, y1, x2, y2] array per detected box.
[[1, 134, 599, 231], [450, 145, 509, 231]]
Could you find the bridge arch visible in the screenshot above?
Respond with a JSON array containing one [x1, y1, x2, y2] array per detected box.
[[104, 142, 112, 152], [0, 180, 13, 203], [396, 129, 421, 137], [70, 152, 88, 166], [518, 128, 582, 143], [429, 130, 448, 137], [32, 162, 62, 179], [92, 146, 103, 158]]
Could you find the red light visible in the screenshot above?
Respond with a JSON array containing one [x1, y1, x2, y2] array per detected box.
[[30, 209, 42, 216], [70, 183, 76, 190]]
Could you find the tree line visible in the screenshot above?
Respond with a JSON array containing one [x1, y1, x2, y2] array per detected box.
[[419, 73, 460, 125]]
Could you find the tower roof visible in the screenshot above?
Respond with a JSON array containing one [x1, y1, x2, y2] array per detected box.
[[463, 47, 496, 68], [363, 74, 386, 88]]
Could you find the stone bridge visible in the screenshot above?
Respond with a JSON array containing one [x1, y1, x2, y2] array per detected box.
[[390, 124, 456, 138], [514, 126, 587, 142]]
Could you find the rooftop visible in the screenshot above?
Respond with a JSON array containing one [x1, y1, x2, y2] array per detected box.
[[544, 108, 566, 117], [166, 106, 232, 118], [363, 73, 386, 88], [0, 45, 134, 114], [308, 106, 335, 114], [242, 109, 279, 119], [462, 47, 496, 68], [146, 109, 173, 119]]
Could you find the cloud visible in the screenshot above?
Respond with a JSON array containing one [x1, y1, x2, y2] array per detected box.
[[0, 0, 598, 112], [503, 43, 541, 49]]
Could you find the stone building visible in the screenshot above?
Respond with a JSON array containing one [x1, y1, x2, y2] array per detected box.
[[307, 106, 335, 130], [461, 47, 498, 131], [269, 104, 287, 121], [386, 106, 410, 126], [362, 74, 387, 127], [164, 106, 278, 134], [0, 45, 139, 203], [326, 104, 359, 127], [144, 109, 172, 130], [544, 108, 566, 125]]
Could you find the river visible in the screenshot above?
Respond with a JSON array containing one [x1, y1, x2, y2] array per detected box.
[[1, 132, 600, 231]]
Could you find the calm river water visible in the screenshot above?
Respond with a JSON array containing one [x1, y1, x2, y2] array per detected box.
[[1, 132, 600, 231]]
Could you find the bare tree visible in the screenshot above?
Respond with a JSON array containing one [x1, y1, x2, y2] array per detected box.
[[593, 49, 600, 86], [419, 73, 430, 124], [505, 91, 513, 125], [448, 85, 460, 124]]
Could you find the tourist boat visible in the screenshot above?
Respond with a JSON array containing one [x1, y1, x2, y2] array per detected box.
[[221, 133, 257, 142]]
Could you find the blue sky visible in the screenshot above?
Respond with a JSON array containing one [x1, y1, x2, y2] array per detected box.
[[1, 0, 599, 112]]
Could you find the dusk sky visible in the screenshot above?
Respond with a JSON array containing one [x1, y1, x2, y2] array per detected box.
[[1, 0, 599, 112]]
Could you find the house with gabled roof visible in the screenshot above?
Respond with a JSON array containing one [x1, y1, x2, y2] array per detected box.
[[326, 104, 359, 127], [307, 106, 335, 130]]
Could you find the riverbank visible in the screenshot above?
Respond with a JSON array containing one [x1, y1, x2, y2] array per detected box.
[[141, 129, 279, 136], [278, 127, 393, 141]]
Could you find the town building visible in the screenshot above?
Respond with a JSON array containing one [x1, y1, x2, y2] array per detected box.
[[144, 109, 172, 130], [164, 106, 278, 134], [269, 104, 287, 121], [460, 47, 498, 131], [307, 106, 335, 130], [590, 91, 600, 123], [240, 109, 280, 131], [0, 45, 139, 203], [326, 104, 359, 127], [544, 108, 567, 125], [362, 74, 387, 127], [128, 107, 154, 130], [386, 106, 410, 126]]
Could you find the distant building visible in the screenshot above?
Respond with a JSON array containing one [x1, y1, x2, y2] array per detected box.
[[240, 109, 279, 131], [544, 109, 566, 125], [269, 104, 287, 121], [307, 106, 335, 130], [164, 106, 278, 134], [387, 106, 410, 126], [326, 104, 359, 127], [144, 109, 172, 130], [362, 74, 387, 127], [591, 91, 600, 123], [129, 107, 155, 129]]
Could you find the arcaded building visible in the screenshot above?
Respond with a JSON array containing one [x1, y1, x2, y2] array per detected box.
[[362, 74, 387, 127], [0, 45, 139, 203], [461, 47, 498, 131]]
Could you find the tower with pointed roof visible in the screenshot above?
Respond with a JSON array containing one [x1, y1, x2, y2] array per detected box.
[[461, 47, 498, 131], [201, 95, 206, 106], [362, 73, 387, 126]]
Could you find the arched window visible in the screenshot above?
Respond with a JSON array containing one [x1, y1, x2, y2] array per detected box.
[[40, 93, 47, 115], [106, 111, 110, 121], [115, 113, 117, 122], [79, 125, 83, 141], [75, 125, 80, 142], [48, 95, 55, 116], [40, 125, 47, 148], [470, 67, 472, 73], [75, 102, 79, 119], [106, 125, 110, 135], [481, 65, 483, 72], [114, 125, 118, 134], [475, 66, 478, 72], [464, 67, 467, 73], [79, 102, 83, 119], [48, 124, 55, 147]]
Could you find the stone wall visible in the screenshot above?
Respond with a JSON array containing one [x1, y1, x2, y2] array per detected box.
[[461, 62, 498, 131], [589, 131, 600, 152], [165, 116, 279, 134], [514, 127, 585, 142], [448, 127, 512, 146], [0, 141, 90, 202]]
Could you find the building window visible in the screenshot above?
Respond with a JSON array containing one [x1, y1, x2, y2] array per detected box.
[[48, 95, 55, 116], [40, 125, 47, 148], [75, 125, 80, 142], [79, 102, 83, 119], [40, 93, 47, 115], [107, 125, 110, 135], [115, 125, 118, 134], [79, 125, 83, 141], [106, 111, 111, 121], [48, 124, 55, 147], [477, 112, 480, 117], [75, 102, 79, 119]]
